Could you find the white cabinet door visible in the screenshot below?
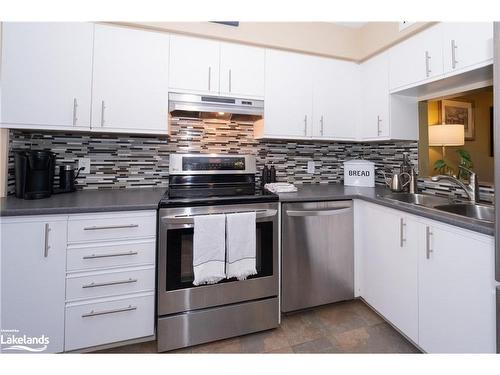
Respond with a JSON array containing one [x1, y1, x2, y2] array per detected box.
[[443, 22, 493, 73], [263, 49, 313, 138], [418, 222, 496, 353], [219, 42, 265, 98], [169, 35, 220, 94], [312, 57, 359, 140], [389, 24, 444, 91], [360, 51, 390, 140], [0, 216, 67, 353], [1, 22, 93, 130], [91, 25, 170, 134], [358, 202, 419, 343]]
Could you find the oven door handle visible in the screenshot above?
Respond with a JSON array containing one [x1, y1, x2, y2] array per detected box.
[[161, 209, 277, 225]]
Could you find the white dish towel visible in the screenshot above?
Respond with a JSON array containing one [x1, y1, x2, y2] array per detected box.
[[226, 211, 257, 281], [192, 214, 226, 286]]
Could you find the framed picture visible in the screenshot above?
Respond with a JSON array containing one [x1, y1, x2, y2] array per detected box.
[[440, 99, 474, 140]]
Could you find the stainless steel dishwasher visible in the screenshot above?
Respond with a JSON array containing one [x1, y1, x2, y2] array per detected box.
[[281, 200, 354, 312]]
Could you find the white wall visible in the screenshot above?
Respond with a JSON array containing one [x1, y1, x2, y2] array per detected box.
[[116, 21, 434, 61]]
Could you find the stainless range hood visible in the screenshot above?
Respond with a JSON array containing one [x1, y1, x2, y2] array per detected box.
[[168, 92, 264, 121]]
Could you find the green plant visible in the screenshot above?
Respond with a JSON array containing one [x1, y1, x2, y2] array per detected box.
[[433, 159, 454, 176], [432, 149, 474, 180], [457, 149, 473, 181]]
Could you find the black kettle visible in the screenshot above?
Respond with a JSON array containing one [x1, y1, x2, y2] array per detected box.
[[57, 165, 84, 193]]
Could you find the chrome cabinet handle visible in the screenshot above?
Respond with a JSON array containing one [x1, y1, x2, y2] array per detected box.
[[286, 207, 352, 217], [425, 51, 431, 77], [44, 223, 51, 258], [426, 226, 433, 259], [82, 251, 139, 260], [400, 217, 406, 247], [208, 66, 211, 91], [101, 100, 106, 127], [72, 98, 78, 126], [320, 115, 324, 136], [82, 278, 138, 289], [377, 115, 382, 135], [229, 69, 232, 93], [304, 115, 308, 136], [83, 224, 139, 231], [82, 305, 137, 318], [451, 40, 458, 69]]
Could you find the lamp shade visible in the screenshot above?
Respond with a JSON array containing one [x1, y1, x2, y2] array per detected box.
[[428, 124, 465, 146]]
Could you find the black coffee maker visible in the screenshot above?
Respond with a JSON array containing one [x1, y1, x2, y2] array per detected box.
[[15, 150, 56, 199]]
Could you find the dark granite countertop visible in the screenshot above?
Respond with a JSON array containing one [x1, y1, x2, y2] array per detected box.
[[1, 184, 494, 236], [278, 184, 494, 236], [0, 188, 166, 217]]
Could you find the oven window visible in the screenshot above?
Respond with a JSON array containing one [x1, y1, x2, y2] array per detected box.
[[165, 222, 274, 291]]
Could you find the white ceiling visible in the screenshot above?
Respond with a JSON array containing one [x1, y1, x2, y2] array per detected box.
[[334, 22, 367, 29]]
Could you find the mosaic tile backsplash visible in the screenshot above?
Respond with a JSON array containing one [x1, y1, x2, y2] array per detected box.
[[7, 118, 420, 194], [4, 118, 417, 194]]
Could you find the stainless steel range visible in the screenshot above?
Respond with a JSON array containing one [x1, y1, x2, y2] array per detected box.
[[156, 154, 279, 352]]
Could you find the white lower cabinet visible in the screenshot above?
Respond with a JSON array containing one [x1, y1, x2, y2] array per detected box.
[[65, 292, 154, 351], [1, 210, 156, 353], [356, 201, 418, 343], [1, 215, 68, 353], [356, 200, 497, 353], [418, 221, 496, 353], [64, 210, 156, 351]]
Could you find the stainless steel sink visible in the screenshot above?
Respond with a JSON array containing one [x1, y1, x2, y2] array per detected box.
[[434, 204, 495, 223], [381, 193, 450, 207]]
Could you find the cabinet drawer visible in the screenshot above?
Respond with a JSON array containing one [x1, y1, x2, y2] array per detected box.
[[67, 239, 155, 271], [65, 293, 154, 351], [66, 267, 155, 301], [68, 211, 156, 243]]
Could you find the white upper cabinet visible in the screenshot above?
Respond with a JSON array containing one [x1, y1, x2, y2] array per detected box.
[[91, 25, 170, 134], [418, 221, 496, 353], [1, 216, 67, 353], [169, 36, 265, 98], [360, 51, 390, 140], [169, 35, 220, 94], [442, 22, 493, 74], [1, 22, 93, 130], [389, 24, 444, 91], [261, 49, 313, 138], [312, 57, 359, 140], [219, 42, 265, 98]]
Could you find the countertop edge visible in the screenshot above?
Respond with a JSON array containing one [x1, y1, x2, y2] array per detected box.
[[278, 191, 494, 236], [0, 204, 160, 217]]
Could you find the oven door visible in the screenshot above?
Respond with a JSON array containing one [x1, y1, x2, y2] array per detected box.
[[157, 202, 279, 316]]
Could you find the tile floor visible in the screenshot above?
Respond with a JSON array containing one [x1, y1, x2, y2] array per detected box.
[[96, 299, 420, 354]]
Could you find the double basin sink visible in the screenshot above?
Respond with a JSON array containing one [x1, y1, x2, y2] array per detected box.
[[381, 193, 495, 223]]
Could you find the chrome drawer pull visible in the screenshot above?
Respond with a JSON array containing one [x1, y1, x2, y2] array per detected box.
[[82, 251, 138, 260], [83, 224, 139, 231], [82, 305, 137, 318], [82, 278, 138, 289], [426, 226, 433, 259], [44, 223, 51, 258], [286, 207, 351, 217], [400, 217, 406, 248]]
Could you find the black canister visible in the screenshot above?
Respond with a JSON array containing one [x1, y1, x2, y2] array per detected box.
[[58, 165, 83, 193], [270, 165, 276, 183], [261, 165, 269, 187]]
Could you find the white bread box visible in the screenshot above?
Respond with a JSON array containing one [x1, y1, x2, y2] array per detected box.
[[343, 160, 375, 187]]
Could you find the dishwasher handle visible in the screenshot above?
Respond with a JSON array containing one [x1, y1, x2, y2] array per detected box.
[[286, 207, 352, 217]]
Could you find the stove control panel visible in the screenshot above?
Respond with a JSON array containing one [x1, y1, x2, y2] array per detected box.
[[169, 154, 256, 175]]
